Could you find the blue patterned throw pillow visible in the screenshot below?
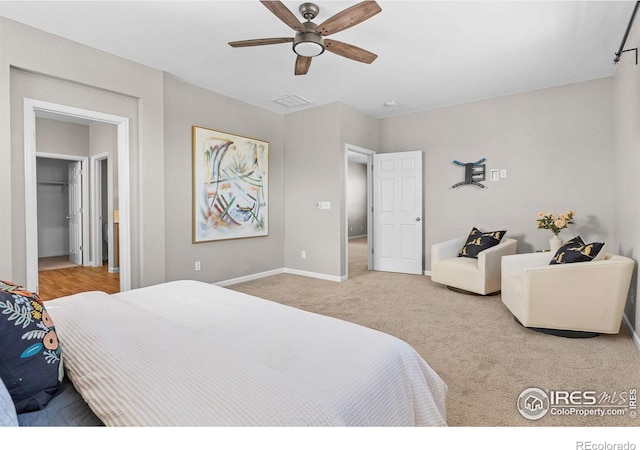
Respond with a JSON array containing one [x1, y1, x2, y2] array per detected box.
[[0, 281, 63, 413]]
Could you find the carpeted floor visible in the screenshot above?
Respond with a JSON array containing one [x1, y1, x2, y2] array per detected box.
[[229, 237, 640, 427]]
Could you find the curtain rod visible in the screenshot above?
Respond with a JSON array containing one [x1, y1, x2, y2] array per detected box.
[[614, 1, 640, 63]]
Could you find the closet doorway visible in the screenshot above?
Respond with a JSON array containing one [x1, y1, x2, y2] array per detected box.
[[36, 155, 87, 270]]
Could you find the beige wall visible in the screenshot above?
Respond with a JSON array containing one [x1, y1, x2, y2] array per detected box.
[[0, 17, 165, 288], [613, 17, 640, 334], [380, 77, 614, 270], [284, 103, 343, 277], [284, 102, 379, 279], [36, 118, 90, 156], [162, 75, 285, 283]]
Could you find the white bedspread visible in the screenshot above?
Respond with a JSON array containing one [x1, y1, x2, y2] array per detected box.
[[46, 280, 447, 426]]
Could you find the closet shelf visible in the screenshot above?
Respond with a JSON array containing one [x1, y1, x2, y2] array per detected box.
[[37, 180, 68, 185]]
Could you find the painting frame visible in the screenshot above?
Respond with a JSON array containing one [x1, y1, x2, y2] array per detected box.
[[192, 126, 269, 243]]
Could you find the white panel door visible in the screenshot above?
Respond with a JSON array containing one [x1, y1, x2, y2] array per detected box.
[[373, 151, 423, 274], [68, 161, 83, 265]]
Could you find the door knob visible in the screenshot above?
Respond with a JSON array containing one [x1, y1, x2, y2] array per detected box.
[[416, 217, 421, 222]]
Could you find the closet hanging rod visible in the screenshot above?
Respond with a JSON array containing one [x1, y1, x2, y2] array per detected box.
[[37, 180, 68, 185], [614, 1, 640, 64]]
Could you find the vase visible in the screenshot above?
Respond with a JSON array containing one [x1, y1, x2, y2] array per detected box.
[[549, 235, 563, 253]]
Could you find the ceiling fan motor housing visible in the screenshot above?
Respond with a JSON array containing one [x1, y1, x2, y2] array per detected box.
[[293, 21, 325, 57], [299, 3, 320, 20]]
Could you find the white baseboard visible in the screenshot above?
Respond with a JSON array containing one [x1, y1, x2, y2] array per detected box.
[[216, 267, 345, 286], [622, 313, 640, 353], [424, 270, 431, 276], [215, 268, 284, 287], [284, 268, 346, 282], [108, 267, 119, 274]]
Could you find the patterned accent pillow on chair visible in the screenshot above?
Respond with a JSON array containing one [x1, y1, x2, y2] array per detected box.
[[550, 236, 605, 265], [0, 281, 63, 413], [458, 227, 506, 258]]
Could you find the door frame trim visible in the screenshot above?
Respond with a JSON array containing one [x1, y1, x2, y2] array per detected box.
[[91, 153, 108, 269], [24, 98, 131, 293]]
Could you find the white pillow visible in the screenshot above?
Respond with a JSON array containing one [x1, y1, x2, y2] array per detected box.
[[0, 377, 18, 427]]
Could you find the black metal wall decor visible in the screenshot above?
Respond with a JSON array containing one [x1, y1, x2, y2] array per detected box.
[[452, 158, 486, 188], [614, 1, 639, 65]]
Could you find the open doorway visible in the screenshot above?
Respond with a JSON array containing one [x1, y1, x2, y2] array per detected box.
[[92, 155, 116, 272], [32, 116, 120, 300], [344, 144, 375, 280], [24, 98, 131, 295]]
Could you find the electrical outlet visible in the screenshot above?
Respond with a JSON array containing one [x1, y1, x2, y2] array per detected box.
[[195, 261, 201, 271], [500, 169, 507, 178], [301, 251, 306, 259]]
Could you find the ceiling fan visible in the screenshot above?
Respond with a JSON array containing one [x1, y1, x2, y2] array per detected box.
[[229, 1, 382, 75]]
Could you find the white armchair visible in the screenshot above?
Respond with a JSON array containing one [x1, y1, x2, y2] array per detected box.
[[501, 252, 634, 336], [430, 236, 518, 295]]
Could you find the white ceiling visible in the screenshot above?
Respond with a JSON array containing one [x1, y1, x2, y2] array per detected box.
[[0, 1, 636, 118]]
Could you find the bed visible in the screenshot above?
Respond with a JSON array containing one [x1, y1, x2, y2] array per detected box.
[[6, 280, 447, 426]]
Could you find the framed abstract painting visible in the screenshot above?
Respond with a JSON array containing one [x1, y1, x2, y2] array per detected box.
[[192, 126, 269, 243]]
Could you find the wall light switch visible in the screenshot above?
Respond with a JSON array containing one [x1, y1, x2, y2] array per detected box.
[[490, 169, 500, 182], [317, 201, 331, 209], [500, 169, 507, 179]]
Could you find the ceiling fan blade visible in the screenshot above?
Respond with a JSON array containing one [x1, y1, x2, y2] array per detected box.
[[324, 39, 377, 64], [317, 1, 382, 36], [294, 55, 312, 75], [229, 37, 294, 48], [260, 1, 304, 31]]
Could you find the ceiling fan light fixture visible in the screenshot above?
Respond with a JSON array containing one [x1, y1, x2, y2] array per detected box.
[[231, 1, 381, 74], [293, 31, 325, 57]]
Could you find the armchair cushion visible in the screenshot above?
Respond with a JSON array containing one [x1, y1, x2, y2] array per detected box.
[[458, 227, 506, 258], [549, 236, 605, 265]]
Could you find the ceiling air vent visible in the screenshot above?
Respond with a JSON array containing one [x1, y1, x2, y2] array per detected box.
[[271, 94, 312, 108]]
